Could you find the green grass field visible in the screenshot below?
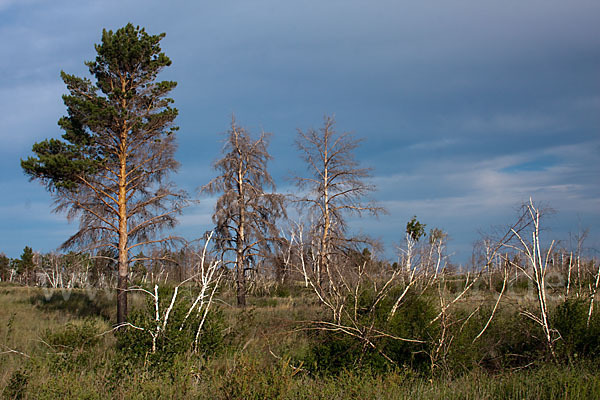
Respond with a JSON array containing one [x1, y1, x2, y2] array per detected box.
[[1, 284, 599, 399]]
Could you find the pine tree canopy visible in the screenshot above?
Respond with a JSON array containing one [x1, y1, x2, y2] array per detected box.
[[21, 23, 178, 193]]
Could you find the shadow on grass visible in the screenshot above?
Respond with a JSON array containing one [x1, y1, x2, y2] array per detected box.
[[30, 290, 114, 321]]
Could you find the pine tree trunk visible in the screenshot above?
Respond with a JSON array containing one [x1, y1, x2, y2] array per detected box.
[[117, 113, 129, 324], [117, 199, 129, 323], [117, 269, 128, 324], [236, 255, 246, 307]]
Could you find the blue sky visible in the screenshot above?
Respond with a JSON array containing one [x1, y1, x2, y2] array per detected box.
[[1, 0, 599, 263]]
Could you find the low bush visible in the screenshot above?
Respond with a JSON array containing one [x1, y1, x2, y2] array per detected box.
[[116, 286, 225, 370], [444, 305, 546, 374], [2, 369, 29, 399], [553, 298, 600, 361], [41, 318, 104, 371], [303, 288, 437, 374]]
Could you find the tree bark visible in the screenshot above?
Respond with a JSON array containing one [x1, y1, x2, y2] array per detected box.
[[236, 154, 247, 307], [117, 92, 129, 324], [117, 180, 129, 323]]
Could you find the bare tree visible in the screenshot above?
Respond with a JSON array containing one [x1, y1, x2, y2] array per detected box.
[[203, 117, 286, 307], [501, 199, 559, 360], [21, 24, 185, 324], [294, 115, 385, 289]]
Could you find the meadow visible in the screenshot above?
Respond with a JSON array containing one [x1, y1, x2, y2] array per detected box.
[[1, 278, 599, 399]]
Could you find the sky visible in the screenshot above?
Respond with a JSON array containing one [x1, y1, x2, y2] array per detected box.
[[1, 0, 599, 263]]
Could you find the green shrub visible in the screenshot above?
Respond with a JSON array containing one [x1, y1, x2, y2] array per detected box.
[[224, 306, 256, 349], [251, 297, 278, 307], [43, 318, 102, 350], [273, 284, 291, 298], [41, 319, 103, 371], [2, 369, 29, 399], [303, 288, 437, 375], [303, 332, 368, 374], [444, 305, 546, 375], [116, 286, 225, 370], [213, 355, 295, 399], [383, 291, 438, 373], [553, 298, 600, 361], [512, 276, 530, 293]]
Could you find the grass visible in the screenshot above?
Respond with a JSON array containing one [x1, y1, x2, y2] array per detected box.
[[1, 284, 599, 399]]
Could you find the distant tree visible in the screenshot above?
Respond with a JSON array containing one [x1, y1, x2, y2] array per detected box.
[[18, 246, 35, 285], [294, 115, 385, 287], [429, 227, 447, 245], [203, 118, 286, 306], [21, 24, 184, 324], [0, 253, 10, 281]]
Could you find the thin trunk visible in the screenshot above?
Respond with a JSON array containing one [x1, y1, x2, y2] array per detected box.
[[588, 261, 600, 327], [566, 252, 572, 297], [577, 255, 582, 296], [236, 152, 247, 307], [320, 133, 330, 290]]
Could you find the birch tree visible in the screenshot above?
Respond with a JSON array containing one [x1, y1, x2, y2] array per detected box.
[[21, 24, 184, 324], [502, 199, 559, 360]]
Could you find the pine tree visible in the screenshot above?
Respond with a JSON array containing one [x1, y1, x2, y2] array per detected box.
[[21, 24, 184, 323], [0, 253, 9, 282]]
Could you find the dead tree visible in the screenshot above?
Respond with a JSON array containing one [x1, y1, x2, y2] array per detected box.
[[502, 199, 559, 360], [203, 117, 286, 306], [294, 115, 385, 290]]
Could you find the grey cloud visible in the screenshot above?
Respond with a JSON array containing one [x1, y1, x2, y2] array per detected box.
[[0, 0, 598, 261]]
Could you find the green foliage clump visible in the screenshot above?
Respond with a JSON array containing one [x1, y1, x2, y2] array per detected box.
[[251, 297, 278, 307], [3, 369, 29, 399], [304, 288, 437, 374], [41, 319, 103, 371], [304, 332, 366, 374], [43, 319, 102, 349], [211, 355, 295, 399], [116, 286, 225, 370], [512, 276, 530, 292], [406, 216, 426, 241], [273, 284, 291, 298], [267, 282, 312, 299], [444, 275, 467, 293], [383, 290, 438, 372], [0, 253, 12, 282], [444, 305, 546, 374], [553, 298, 600, 361]]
